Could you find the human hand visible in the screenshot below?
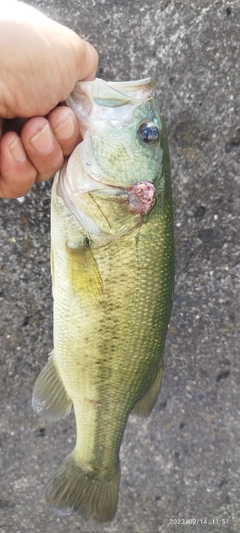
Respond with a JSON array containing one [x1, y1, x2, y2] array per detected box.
[[0, 1, 98, 198]]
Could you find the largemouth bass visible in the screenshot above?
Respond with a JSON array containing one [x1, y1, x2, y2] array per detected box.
[[32, 77, 174, 522]]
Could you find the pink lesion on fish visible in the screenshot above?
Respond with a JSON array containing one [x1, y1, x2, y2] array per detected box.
[[87, 398, 103, 407], [128, 181, 156, 216]]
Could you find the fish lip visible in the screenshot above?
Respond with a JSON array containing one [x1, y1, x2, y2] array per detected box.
[[107, 77, 156, 92], [67, 77, 156, 102], [65, 77, 157, 130]]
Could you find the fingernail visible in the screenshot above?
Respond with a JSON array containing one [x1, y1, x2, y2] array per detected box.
[[9, 137, 27, 162], [54, 114, 75, 140], [30, 123, 54, 154]]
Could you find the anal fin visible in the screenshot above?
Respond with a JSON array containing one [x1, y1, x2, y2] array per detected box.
[[132, 367, 163, 417], [32, 351, 72, 422]]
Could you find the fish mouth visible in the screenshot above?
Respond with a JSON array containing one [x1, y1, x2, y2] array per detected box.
[[87, 77, 156, 105], [65, 77, 157, 134]]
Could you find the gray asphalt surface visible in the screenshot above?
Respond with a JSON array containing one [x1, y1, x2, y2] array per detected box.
[[1, 1, 240, 532]]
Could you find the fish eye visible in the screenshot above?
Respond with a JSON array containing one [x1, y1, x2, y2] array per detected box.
[[138, 121, 160, 146]]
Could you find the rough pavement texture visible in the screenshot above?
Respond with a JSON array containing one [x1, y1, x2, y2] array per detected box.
[[0, 1, 240, 532]]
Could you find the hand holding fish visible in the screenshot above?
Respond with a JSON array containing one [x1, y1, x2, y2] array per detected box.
[[0, 0, 98, 198]]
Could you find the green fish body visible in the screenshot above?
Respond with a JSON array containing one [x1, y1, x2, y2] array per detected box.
[[32, 77, 174, 522]]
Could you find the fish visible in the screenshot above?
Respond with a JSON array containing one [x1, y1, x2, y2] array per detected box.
[[32, 77, 174, 522]]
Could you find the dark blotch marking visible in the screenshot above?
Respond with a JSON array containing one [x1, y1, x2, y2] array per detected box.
[[36, 427, 46, 437], [198, 228, 215, 243], [216, 369, 230, 382], [176, 296, 184, 305], [219, 477, 228, 487], [22, 315, 31, 327], [158, 400, 167, 411], [0, 499, 15, 509], [194, 205, 206, 219], [225, 125, 240, 152], [229, 127, 240, 144], [173, 118, 200, 148]]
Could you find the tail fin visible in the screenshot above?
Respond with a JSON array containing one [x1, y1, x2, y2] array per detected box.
[[45, 452, 120, 523]]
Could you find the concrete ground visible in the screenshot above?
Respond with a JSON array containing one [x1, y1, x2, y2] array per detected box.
[[1, 1, 240, 532]]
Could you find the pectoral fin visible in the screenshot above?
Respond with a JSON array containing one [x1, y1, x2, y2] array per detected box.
[[67, 241, 103, 299], [32, 352, 72, 422], [132, 367, 163, 417]]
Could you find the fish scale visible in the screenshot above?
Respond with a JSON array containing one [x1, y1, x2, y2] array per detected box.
[[32, 77, 174, 522]]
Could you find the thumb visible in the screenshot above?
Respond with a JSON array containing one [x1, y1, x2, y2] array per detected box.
[[77, 39, 99, 81], [69, 32, 99, 83]]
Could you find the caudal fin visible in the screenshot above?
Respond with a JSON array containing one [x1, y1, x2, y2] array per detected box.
[[45, 453, 120, 523]]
